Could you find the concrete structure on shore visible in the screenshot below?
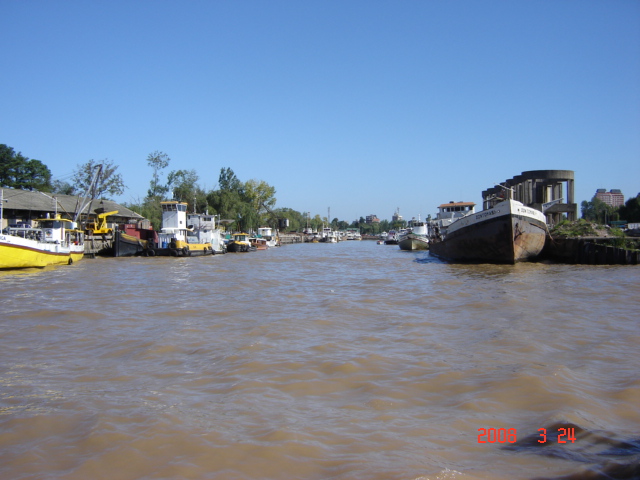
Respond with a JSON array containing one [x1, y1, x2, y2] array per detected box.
[[482, 170, 577, 224]]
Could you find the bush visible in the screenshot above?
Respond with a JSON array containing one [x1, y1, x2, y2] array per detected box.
[[550, 219, 597, 237]]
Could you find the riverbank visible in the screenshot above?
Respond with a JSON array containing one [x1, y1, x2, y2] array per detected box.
[[540, 235, 640, 265]]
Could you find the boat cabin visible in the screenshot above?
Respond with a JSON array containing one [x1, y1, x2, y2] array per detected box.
[[160, 201, 188, 230], [434, 201, 476, 233]]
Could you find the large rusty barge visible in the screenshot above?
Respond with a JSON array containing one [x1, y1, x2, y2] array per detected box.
[[430, 199, 548, 264]]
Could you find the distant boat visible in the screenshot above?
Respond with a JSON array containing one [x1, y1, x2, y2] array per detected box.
[[257, 226, 280, 247], [250, 237, 269, 250], [324, 230, 338, 243], [320, 226, 338, 243], [429, 199, 547, 264], [384, 230, 399, 245], [398, 216, 430, 251]]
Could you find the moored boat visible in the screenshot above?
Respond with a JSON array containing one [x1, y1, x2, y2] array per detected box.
[[429, 199, 547, 264], [320, 226, 338, 243], [113, 220, 158, 257], [257, 226, 280, 247], [150, 202, 224, 256], [250, 237, 269, 250], [227, 233, 255, 252], [384, 230, 399, 245], [398, 216, 430, 251], [0, 216, 85, 269]]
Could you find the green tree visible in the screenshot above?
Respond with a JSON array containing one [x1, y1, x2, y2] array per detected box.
[[72, 159, 125, 199], [167, 169, 199, 204], [218, 167, 242, 192], [618, 193, 640, 222], [273, 208, 305, 232], [125, 196, 162, 233], [207, 167, 245, 225], [146, 151, 170, 199], [581, 196, 616, 224], [311, 214, 323, 231], [51, 180, 76, 195], [243, 179, 277, 227], [0, 144, 52, 191]]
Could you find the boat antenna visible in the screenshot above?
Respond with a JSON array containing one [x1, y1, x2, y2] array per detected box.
[[38, 191, 65, 217]]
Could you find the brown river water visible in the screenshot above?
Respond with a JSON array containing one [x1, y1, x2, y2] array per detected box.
[[1, 240, 639, 480]]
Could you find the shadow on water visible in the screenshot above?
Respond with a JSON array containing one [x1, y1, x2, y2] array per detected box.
[[503, 422, 640, 480], [414, 253, 443, 265]]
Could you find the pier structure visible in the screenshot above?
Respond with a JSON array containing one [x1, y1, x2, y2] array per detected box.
[[482, 170, 577, 225]]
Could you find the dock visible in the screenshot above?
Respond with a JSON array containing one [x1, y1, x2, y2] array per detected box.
[[540, 236, 640, 265], [84, 235, 113, 257]]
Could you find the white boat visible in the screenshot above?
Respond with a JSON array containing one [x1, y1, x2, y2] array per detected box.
[[151, 202, 225, 256], [320, 226, 338, 243], [429, 199, 547, 264], [187, 212, 226, 254], [325, 230, 338, 243], [257, 226, 280, 247], [325, 231, 338, 243], [398, 216, 430, 251], [346, 228, 362, 240], [384, 230, 399, 245], [0, 216, 85, 269]]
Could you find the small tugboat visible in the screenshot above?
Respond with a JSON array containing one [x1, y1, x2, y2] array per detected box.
[[398, 216, 430, 251], [227, 232, 255, 252], [0, 215, 85, 269], [150, 201, 225, 256]]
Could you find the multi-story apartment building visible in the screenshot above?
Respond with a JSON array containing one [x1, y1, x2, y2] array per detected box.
[[595, 189, 625, 207]]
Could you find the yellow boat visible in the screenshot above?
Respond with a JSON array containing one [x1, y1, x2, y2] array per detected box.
[[226, 233, 255, 252], [0, 216, 85, 269]]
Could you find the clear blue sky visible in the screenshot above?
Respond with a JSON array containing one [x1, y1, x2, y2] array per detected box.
[[2, 0, 639, 222]]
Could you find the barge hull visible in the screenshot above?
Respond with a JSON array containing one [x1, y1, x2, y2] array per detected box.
[[430, 201, 547, 264]]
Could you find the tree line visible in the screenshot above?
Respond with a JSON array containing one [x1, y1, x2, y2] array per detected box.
[[0, 144, 409, 233], [4, 144, 639, 232]]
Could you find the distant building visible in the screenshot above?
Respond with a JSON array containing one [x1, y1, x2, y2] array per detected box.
[[595, 189, 624, 207], [391, 208, 403, 223], [365, 214, 380, 224]]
